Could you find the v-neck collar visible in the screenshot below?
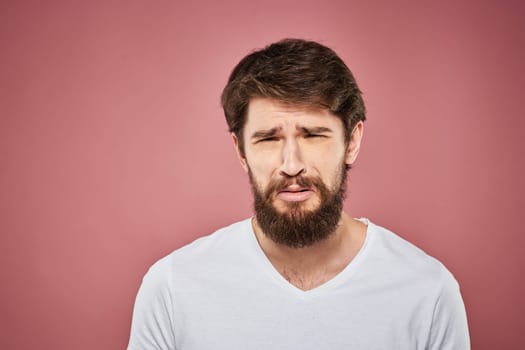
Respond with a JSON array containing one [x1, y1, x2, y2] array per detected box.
[[244, 217, 375, 299]]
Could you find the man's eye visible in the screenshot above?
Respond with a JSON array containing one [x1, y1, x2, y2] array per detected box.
[[259, 137, 279, 143], [305, 134, 326, 139]]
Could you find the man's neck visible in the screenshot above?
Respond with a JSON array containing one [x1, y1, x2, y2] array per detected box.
[[252, 212, 367, 291]]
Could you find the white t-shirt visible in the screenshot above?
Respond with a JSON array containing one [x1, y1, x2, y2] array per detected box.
[[128, 218, 470, 350]]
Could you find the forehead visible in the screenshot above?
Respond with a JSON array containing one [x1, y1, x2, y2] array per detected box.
[[244, 98, 343, 131]]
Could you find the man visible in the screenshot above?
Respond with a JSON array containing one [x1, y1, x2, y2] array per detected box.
[[128, 39, 470, 349]]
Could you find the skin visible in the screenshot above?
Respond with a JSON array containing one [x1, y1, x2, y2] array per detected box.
[[232, 97, 367, 291]]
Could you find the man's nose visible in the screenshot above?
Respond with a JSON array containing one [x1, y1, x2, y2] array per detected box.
[[279, 138, 305, 177]]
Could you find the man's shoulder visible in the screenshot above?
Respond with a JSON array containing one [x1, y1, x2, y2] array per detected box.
[[145, 218, 253, 278], [365, 219, 457, 285], [173, 217, 252, 259]]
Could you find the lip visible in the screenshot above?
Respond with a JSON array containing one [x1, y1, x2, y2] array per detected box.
[[276, 187, 315, 202]]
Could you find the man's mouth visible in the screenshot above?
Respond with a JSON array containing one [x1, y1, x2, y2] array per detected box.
[[276, 185, 315, 202]]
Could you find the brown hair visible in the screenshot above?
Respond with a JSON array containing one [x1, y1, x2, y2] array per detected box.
[[221, 38, 366, 151]]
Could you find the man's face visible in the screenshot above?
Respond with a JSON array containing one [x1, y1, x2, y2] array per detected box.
[[233, 98, 363, 248]]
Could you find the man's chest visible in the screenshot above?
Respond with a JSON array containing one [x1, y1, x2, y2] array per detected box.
[[171, 280, 432, 350]]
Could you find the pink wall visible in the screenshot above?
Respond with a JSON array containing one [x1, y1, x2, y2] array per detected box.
[[1, 0, 524, 348]]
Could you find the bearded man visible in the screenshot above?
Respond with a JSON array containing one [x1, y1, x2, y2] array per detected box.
[[127, 39, 470, 350]]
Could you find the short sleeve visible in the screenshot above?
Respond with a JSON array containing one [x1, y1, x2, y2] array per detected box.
[[428, 270, 470, 350], [127, 259, 176, 350]]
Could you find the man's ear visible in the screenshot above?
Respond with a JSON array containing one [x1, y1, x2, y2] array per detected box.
[[345, 121, 364, 166], [232, 133, 249, 173]]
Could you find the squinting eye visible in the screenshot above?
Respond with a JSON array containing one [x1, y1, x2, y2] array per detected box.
[[258, 137, 279, 143], [305, 134, 325, 139]]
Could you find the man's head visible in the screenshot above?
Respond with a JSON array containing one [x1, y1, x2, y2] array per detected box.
[[221, 39, 366, 248], [221, 38, 366, 155]]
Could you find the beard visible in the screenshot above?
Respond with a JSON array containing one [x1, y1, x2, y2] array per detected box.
[[250, 163, 348, 249]]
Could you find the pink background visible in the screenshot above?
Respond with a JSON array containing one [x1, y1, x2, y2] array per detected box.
[[1, 0, 524, 349]]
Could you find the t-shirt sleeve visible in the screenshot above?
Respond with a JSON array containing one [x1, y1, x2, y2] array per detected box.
[[427, 270, 470, 350], [127, 259, 176, 350]]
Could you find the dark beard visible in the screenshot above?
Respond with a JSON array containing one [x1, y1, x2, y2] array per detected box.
[[250, 164, 348, 249]]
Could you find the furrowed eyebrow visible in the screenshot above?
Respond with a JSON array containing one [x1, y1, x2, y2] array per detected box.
[[251, 127, 281, 140], [298, 126, 333, 134]]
